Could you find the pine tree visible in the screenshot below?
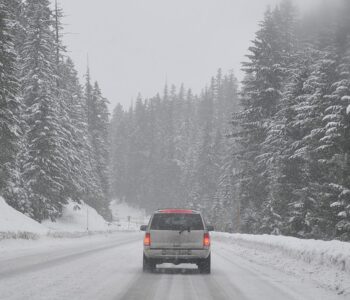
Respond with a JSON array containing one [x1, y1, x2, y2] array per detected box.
[[109, 103, 126, 199], [233, 8, 285, 233], [59, 58, 100, 205], [20, 0, 69, 221], [83, 67, 106, 212], [319, 3, 350, 240], [88, 81, 112, 220], [211, 72, 240, 231], [0, 0, 22, 202], [257, 0, 300, 234], [51, 1, 91, 207]]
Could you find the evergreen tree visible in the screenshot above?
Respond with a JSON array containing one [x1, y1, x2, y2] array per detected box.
[[319, 3, 350, 240], [20, 0, 69, 221], [0, 0, 22, 204], [109, 103, 129, 200], [88, 80, 111, 220], [233, 8, 285, 233]]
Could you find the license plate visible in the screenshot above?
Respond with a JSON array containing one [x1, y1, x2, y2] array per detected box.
[[162, 249, 192, 255]]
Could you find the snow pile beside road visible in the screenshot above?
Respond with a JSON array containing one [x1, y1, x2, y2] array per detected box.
[[0, 197, 145, 240], [215, 232, 350, 273], [0, 197, 48, 238], [42, 201, 112, 233], [214, 232, 350, 295], [1, 198, 115, 240]]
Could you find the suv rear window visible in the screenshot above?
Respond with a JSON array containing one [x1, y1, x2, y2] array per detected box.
[[150, 213, 204, 230]]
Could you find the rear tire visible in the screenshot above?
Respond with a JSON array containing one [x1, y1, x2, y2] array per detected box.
[[143, 254, 156, 272], [198, 254, 211, 274]]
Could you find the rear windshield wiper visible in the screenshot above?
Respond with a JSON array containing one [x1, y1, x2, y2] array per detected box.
[[179, 226, 191, 234]]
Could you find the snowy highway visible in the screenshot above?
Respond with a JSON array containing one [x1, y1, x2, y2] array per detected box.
[[0, 232, 343, 300]]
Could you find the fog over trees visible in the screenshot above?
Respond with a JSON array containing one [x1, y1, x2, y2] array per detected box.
[[1, 0, 350, 240], [109, 70, 240, 229]]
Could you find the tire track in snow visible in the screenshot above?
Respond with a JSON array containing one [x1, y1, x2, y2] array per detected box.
[[115, 273, 161, 300], [0, 237, 140, 279]]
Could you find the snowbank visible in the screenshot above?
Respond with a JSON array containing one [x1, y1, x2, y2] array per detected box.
[[42, 201, 111, 233], [214, 232, 350, 295], [0, 197, 48, 238], [0, 197, 146, 240], [215, 232, 350, 274]]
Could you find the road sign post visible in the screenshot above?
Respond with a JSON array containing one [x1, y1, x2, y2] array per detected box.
[[127, 216, 131, 230]]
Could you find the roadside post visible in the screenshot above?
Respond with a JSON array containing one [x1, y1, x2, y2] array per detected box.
[[127, 216, 131, 230]]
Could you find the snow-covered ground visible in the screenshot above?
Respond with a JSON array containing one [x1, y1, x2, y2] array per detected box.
[[42, 201, 113, 233], [214, 232, 350, 296], [110, 199, 149, 230], [0, 231, 347, 300], [1, 197, 349, 298], [0, 197, 146, 239], [0, 197, 48, 237]]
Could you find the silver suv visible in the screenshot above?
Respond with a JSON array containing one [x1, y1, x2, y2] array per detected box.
[[140, 209, 214, 274]]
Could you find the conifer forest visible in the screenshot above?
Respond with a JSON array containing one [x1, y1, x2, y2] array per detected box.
[[1, 0, 350, 241]]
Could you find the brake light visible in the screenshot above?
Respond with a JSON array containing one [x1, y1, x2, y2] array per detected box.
[[144, 233, 151, 246], [203, 233, 210, 247]]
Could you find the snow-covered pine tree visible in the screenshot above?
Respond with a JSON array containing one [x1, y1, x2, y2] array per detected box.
[[187, 86, 215, 211], [20, 0, 69, 221], [233, 7, 285, 233], [83, 67, 109, 214], [182, 89, 200, 208], [59, 58, 101, 206], [275, 59, 314, 237], [288, 26, 338, 239], [109, 103, 129, 201], [208, 130, 235, 231], [51, 1, 89, 206], [0, 0, 22, 202], [212, 72, 240, 231], [257, 0, 299, 235], [319, 2, 350, 240], [88, 81, 112, 220], [4, 0, 26, 58]]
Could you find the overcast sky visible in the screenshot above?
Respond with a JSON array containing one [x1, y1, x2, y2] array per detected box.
[[59, 0, 325, 110]]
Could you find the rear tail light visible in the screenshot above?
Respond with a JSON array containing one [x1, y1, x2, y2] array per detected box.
[[144, 232, 151, 246], [203, 232, 210, 247]]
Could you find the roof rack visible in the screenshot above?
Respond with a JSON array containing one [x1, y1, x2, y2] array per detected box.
[[156, 208, 200, 214]]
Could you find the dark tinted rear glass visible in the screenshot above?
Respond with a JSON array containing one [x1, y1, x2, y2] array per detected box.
[[150, 213, 204, 230]]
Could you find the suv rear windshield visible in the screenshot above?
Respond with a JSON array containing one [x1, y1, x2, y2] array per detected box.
[[150, 213, 204, 230]]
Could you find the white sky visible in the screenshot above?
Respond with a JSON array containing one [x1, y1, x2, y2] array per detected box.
[[58, 0, 326, 110]]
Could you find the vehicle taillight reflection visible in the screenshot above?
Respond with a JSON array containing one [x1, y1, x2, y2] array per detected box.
[[203, 233, 210, 247], [144, 232, 151, 246]]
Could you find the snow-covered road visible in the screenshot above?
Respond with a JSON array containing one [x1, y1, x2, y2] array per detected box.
[[0, 232, 344, 300]]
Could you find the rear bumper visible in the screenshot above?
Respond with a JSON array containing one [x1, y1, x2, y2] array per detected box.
[[144, 247, 210, 264]]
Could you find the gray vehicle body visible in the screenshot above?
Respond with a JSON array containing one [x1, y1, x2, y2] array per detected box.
[[141, 209, 212, 267]]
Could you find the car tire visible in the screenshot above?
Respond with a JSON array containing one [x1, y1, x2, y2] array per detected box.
[[198, 254, 211, 274], [143, 254, 156, 272]]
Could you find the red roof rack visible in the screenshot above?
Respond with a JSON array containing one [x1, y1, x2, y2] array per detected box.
[[158, 209, 194, 214]]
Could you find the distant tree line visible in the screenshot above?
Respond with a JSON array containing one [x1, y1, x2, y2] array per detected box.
[[0, 0, 111, 221], [109, 70, 240, 229], [110, 0, 350, 241]]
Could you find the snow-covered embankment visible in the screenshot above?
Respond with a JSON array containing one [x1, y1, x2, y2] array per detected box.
[[0, 197, 48, 239], [214, 232, 350, 295], [0, 197, 145, 240]]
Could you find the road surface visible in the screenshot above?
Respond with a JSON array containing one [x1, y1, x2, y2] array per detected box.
[[0, 232, 342, 300]]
